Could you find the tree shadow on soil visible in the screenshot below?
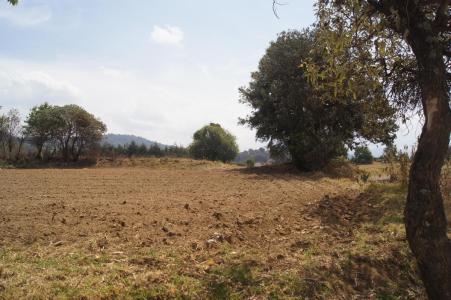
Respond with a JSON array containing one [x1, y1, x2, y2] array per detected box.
[[298, 184, 426, 298], [227, 163, 343, 181], [7, 159, 97, 169]]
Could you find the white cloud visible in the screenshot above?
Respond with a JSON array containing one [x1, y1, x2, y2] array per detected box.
[[0, 3, 51, 27], [100, 66, 125, 78], [0, 58, 265, 150], [150, 25, 184, 46], [0, 58, 422, 153], [0, 68, 81, 115]]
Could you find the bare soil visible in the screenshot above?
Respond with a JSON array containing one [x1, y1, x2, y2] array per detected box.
[[0, 158, 429, 299]]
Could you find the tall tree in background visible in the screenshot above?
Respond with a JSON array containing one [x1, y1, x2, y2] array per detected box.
[[352, 145, 374, 165], [240, 30, 397, 170], [52, 105, 106, 162], [25, 104, 106, 162], [307, 1, 450, 297], [25, 103, 57, 159], [189, 123, 239, 163]]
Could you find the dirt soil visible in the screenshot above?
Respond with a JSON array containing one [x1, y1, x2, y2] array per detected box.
[[0, 159, 428, 299]]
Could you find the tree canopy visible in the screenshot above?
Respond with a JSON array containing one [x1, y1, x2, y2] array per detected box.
[[25, 103, 106, 162], [189, 123, 239, 163], [240, 29, 397, 170]]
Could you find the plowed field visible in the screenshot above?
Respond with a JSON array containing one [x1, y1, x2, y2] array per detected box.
[[0, 159, 427, 299]]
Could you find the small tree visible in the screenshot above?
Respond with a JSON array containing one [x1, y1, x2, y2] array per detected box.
[[148, 144, 164, 157], [137, 143, 148, 156], [189, 123, 238, 163], [126, 141, 138, 158], [352, 146, 374, 165], [246, 157, 256, 168]]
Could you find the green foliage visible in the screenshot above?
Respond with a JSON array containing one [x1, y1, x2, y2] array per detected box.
[[54, 104, 106, 161], [234, 147, 270, 164], [101, 142, 188, 159], [7, 0, 18, 5], [304, 1, 423, 119], [25, 103, 57, 159], [125, 141, 139, 157], [240, 30, 396, 171], [208, 281, 230, 300], [25, 103, 106, 162], [189, 123, 238, 163], [352, 146, 373, 165], [245, 157, 255, 168]]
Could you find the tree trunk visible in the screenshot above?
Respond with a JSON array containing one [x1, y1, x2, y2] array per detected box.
[[15, 136, 24, 161], [405, 30, 451, 299], [35, 141, 44, 160]]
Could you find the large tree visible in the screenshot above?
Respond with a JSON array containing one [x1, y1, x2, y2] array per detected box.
[[25, 104, 106, 162], [308, 1, 450, 298], [240, 30, 397, 170], [189, 123, 239, 163], [52, 105, 106, 162]]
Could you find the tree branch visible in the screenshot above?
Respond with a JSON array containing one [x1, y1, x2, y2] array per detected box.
[[272, 1, 287, 19]]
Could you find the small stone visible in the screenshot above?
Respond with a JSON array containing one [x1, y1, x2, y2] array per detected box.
[[53, 241, 64, 247], [205, 239, 217, 248]]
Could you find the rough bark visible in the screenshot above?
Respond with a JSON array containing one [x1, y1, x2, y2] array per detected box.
[[405, 26, 451, 299]]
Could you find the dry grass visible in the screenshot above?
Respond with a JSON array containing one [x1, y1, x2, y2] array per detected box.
[[0, 159, 428, 299]]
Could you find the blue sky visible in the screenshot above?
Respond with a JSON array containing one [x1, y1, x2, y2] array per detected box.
[[0, 0, 419, 154]]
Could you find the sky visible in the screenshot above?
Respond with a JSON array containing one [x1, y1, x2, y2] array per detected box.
[[0, 0, 420, 155]]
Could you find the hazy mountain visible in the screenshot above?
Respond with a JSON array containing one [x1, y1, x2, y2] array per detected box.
[[102, 134, 166, 148]]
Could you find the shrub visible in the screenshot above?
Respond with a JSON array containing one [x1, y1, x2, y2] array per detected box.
[[246, 158, 255, 168]]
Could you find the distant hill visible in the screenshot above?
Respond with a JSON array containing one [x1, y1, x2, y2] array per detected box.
[[102, 134, 166, 148], [233, 147, 271, 164]]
